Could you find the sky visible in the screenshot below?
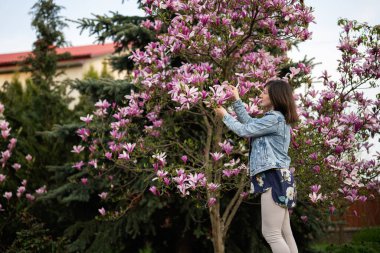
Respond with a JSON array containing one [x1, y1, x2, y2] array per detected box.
[[0, 0, 145, 53], [288, 1, 380, 87], [0, 0, 379, 159]]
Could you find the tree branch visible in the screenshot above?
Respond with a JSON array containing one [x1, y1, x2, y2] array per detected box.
[[223, 175, 247, 237]]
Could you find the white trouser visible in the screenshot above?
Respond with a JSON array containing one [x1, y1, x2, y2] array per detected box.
[[261, 188, 298, 253]]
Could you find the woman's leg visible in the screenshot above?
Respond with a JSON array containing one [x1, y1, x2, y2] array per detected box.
[[261, 188, 290, 253], [282, 208, 298, 253]]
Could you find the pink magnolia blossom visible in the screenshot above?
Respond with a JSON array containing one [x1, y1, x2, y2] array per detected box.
[[309, 192, 323, 203], [240, 192, 249, 199], [16, 186, 26, 198], [152, 152, 167, 166], [153, 163, 160, 171], [207, 83, 233, 106], [177, 184, 190, 196], [81, 178, 88, 185], [176, 168, 185, 176], [218, 140, 233, 155], [98, 207, 106, 216], [207, 183, 220, 192], [223, 158, 240, 167], [76, 128, 91, 141], [210, 152, 224, 161], [141, 19, 153, 29], [123, 143, 136, 153], [222, 170, 233, 178], [1, 150, 11, 166], [118, 151, 130, 161], [298, 62, 311, 74], [310, 184, 321, 193], [8, 138, 17, 150], [0, 121, 9, 130], [35, 185, 47, 195], [153, 20, 163, 31], [1, 128, 11, 139], [26, 193, 35, 202], [110, 130, 124, 140], [12, 163, 21, 171], [3, 191, 12, 201], [309, 152, 318, 160], [89, 144, 98, 153], [207, 197, 217, 207], [156, 170, 168, 178], [0, 174, 8, 183], [329, 205, 336, 215], [105, 152, 113, 160], [312, 165, 320, 173], [163, 177, 170, 186], [181, 155, 188, 164], [187, 173, 205, 188], [80, 114, 93, 124], [98, 192, 108, 200], [95, 99, 111, 109], [222, 168, 241, 177], [25, 154, 33, 162], [288, 67, 301, 79], [108, 142, 122, 153], [344, 195, 357, 203], [167, 81, 201, 110], [71, 145, 85, 154], [149, 186, 160, 196], [88, 159, 98, 168], [72, 161, 85, 170], [173, 173, 187, 186]]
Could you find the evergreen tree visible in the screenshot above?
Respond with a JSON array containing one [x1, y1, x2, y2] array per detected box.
[[0, 1, 76, 251], [24, 0, 69, 90]]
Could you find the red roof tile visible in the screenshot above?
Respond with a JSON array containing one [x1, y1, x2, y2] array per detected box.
[[0, 43, 115, 67]]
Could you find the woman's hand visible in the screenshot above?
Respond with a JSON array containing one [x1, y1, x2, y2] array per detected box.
[[228, 85, 240, 101], [214, 106, 228, 118]]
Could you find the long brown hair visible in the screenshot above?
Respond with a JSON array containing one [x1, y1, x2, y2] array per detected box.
[[264, 79, 299, 126]]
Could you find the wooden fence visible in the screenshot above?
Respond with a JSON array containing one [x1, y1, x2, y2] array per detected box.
[[341, 192, 380, 228]]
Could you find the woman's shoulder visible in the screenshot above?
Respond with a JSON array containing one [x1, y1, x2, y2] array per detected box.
[[263, 110, 285, 122]]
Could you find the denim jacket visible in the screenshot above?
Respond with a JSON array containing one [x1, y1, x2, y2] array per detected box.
[[222, 99, 291, 177]]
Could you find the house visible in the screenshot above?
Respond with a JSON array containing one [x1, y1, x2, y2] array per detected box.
[[0, 43, 127, 108], [0, 43, 126, 83]]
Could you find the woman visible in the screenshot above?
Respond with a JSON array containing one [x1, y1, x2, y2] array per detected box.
[[215, 79, 299, 253]]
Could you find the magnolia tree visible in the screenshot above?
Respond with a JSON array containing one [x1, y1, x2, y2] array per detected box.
[[293, 19, 380, 219], [71, 1, 379, 252], [0, 103, 47, 213]]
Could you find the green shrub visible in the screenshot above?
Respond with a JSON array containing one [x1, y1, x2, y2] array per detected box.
[[324, 242, 380, 253], [311, 227, 380, 253], [352, 227, 380, 244]]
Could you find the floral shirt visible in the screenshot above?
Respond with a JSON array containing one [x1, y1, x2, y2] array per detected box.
[[250, 167, 297, 209]]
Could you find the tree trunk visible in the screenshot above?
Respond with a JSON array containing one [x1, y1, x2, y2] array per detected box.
[[209, 118, 226, 253], [210, 202, 225, 253]]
